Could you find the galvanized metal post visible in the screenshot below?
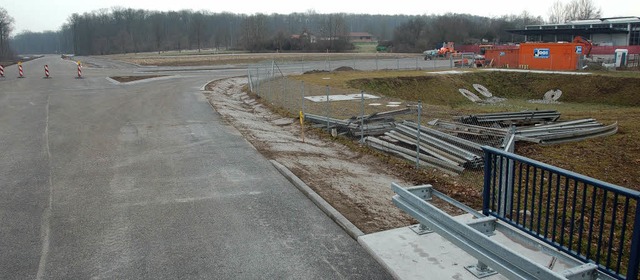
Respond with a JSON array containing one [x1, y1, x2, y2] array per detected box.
[[396, 57, 400, 70], [376, 53, 379, 70], [256, 67, 260, 96], [284, 78, 288, 110], [247, 68, 253, 92], [326, 85, 330, 132], [267, 73, 272, 102], [325, 50, 329, 71], [301, 81, 305, 114], [360, 90, 365, 144], [627, 203, 640, 280], [500, 127, 516, 217], [415, 56, 419, 70], [450, 55, 454, 68], [415, 102, 422, 169]]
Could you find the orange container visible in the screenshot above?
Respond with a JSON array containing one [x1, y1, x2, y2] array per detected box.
[[518, 43, 582, 70], [485, 48, 520, 68]]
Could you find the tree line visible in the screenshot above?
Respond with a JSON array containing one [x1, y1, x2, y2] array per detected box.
[[5, 0, 602, 56]]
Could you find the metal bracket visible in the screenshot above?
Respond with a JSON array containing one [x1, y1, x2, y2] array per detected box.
[[561, 263, 598, 280], [409, 223, 434, 235], [466, 216, 497, 237], [406, 185, 433, 201], [465, 261, 498, 278]]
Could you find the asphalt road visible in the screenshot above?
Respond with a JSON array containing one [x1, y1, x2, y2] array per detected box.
[[0, 56, 392, 279]]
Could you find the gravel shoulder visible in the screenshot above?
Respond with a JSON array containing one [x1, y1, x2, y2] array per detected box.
[[204, 77, 415, 233]]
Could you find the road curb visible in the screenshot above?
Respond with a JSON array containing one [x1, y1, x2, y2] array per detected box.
[[270, 160, 365, 239]]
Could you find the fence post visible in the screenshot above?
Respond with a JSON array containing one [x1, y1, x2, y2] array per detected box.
[[482, 149, 493, 216], [376, 53, 379, 70], [301, 81, 305, 114], [325, 85, 330, 132], [415, 101, 422, 169], [256, 67, 260, 96], [499, 129, 516, 216], [627, 203, 640, 280], [360, 90, 365, 144]]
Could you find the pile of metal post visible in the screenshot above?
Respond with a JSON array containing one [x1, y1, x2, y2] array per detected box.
[[454, 110, 561, 126], [364, 121, 484, 175], [303, 108, 413, 137], [514, 119, 618, 145], [432, 111, 618, 145]]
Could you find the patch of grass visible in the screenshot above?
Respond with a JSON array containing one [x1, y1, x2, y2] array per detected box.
[[290, 70, 640, 192]]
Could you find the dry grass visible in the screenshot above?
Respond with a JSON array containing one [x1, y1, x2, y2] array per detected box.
[[286, 69, 640, 192], [107, 52, 419, 66]]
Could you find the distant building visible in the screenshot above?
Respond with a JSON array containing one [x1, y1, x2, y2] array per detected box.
[[508, 16, 640, 46], [348, 32, 376, 43], [291, 31, 317, 44]]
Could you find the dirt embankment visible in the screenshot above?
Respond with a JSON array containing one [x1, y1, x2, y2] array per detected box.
[[204, 78, 478, 233]]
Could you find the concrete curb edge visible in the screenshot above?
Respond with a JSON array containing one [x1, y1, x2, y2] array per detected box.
[[270, 160, 365, 239]]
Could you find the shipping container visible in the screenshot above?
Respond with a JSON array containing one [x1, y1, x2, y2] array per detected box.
[[484, 48, 520, 68], [518, 43, 582, 70]]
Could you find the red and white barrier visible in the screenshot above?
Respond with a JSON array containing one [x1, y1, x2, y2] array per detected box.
[[44, 65, 50, 78], [77, 61, 82, 78], [18, 62, 24, 78], [0, 64, 4, 77]]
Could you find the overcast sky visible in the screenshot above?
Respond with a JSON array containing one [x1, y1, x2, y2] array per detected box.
[[3, 0, 640, 33]]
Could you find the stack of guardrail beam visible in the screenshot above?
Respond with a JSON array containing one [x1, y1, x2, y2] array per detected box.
[[442, 111, 617, 145], [364, 121, 485, 175], [304, 108, 413, 137], [454, 110, 561, 126], [515, 119, 618, 145]]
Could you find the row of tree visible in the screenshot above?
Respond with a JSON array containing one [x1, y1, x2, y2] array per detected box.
[[1, 8, 14, 60], [5, 0, 603, 56]]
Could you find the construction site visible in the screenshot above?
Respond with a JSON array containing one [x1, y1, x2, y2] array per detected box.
[[2, 4, 640, 279], [240, 48, 640, 279]]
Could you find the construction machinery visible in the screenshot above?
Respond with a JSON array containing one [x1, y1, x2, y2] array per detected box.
[[424, 42, 457, 60]]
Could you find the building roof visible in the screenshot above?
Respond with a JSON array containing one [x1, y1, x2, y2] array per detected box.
[[507, 16, 639, 36]]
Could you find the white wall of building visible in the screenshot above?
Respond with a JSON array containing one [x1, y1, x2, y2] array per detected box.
[[592, 33, 629, 46]]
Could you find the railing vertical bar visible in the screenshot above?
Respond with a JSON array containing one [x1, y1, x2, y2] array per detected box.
[[576, 181, 587, 255], [560, 177, 570, 248], [509, 159, 516, 220], [482, 151, 492, 216], [497, 155, 504, 215], [587, 185, 598, 260], [491, 154, 499, 213], [544, 171, 554, 238], [605, 193, 618, 272], [537, 169, 545, 234], [523, 164, 531, 229], [595, 189, 608, 265], [568, 180, 579, 251], [615, 197, 630, 274], [625, 199, 640, 280], [530, 167, 538, 231], [515, 162, 524, 225], [551, 173, 562, 243]]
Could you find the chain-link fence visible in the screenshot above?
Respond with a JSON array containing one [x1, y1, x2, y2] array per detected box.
[[246, 57, 493, 174]]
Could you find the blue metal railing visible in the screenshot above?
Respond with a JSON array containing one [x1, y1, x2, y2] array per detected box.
[[482, 146, 640, 280]]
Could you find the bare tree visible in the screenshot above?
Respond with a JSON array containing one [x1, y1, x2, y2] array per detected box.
[[548, 1, 566, 23], [558, 0, 602, 22], [0, 7, 15, 59]]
